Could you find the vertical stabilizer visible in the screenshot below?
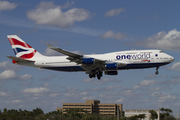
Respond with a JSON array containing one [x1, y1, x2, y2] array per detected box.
[[7, 35, 44, 60]]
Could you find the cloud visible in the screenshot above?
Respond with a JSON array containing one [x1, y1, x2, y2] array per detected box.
[[82, 96, 95, 100], [115, 98, 124, 103], [0, 91, 9, 96], [22, 87, 50, 94], [0, 61, 21, 70], [19, 74, 33, 80], [49, 93, 61, 97], [140, 80, 156, 86], [12, 100, 21, 103], [38, 75, 57, 81], [101, 30, 126, 40], [105, 8, 125, 17], [151, 92, 176, 103], [27, 1, 90, 28], [44, 48, 61, 56], [81, 78, 93, 82], [61, 1, 74, 9], [105, 85, 120, 90], [0, 0, 17, 12], [133, 80, 156, 89], [171, 61, 180, 71], [137, 29, 180, 50], [0, 70, 32, 80], [80, 92, 88, 95], [81, 78, 121, 84], [0, 70, 17, 80]]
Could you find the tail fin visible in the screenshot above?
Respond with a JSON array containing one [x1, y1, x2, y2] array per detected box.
[[7, 35, 43, 59]]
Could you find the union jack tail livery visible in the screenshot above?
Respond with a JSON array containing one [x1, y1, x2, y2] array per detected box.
[[7, 35, 43, 60], [7, 35, 174, 80]]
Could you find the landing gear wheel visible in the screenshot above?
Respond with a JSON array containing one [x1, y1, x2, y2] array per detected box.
[[155, 71, 159, 75], [97, 71, 103, 80], [89, 74, 92, 78]]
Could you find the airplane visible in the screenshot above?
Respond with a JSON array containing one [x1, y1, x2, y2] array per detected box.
[[7, 35, 174, 80]]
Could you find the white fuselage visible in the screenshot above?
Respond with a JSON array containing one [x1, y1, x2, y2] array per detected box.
[[18, 49, 174, 72]]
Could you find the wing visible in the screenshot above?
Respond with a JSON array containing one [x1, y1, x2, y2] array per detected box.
[[46, 44, 126, 72], [46, 44, 82, 58]]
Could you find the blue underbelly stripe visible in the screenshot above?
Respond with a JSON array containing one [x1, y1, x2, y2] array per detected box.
[[42, 62, 170, 72]]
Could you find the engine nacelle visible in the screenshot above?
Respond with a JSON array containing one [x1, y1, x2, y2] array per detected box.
[[105, 63, 117, 70], [82, 58, 95, 65], [105, 71, 118, 75]]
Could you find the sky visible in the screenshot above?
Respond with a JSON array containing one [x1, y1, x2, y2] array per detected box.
[[1, 0, 180, 115]]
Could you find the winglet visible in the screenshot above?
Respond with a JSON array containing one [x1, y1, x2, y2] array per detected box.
[[46, 43, 60, 50]]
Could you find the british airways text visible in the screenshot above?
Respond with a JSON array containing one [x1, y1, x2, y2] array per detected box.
[[116, 53, 150, 60]]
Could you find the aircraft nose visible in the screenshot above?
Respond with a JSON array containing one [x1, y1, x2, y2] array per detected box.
[[169, 56, 175, 62]]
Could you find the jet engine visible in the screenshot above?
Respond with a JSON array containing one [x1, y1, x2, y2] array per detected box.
[[82, 58, 95, 65], [105, 63, 118, 70]]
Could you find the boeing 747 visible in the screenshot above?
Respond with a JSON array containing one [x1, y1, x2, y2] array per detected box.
[[7, 35, 174, 80]]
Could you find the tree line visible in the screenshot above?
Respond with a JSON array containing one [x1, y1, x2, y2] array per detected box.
[[0, 107, 176, 120]]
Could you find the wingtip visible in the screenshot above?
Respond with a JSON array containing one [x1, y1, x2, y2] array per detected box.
[[46, 43, 54, 48]]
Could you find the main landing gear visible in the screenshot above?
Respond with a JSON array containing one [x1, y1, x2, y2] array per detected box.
[[155, 67, 159, 75], [89, 71, 103, 80]]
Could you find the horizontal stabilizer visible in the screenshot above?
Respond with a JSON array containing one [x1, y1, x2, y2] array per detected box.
[[7, 56, 35, 63]]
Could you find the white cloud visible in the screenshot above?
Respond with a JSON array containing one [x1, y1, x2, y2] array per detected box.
[[115, 98, 124, 103], [158, 94, 176, 102], [22, 87, 50, 94], [133, 85, 140, 89], [19, 74, 32, 80], [0, 70, 32, 80], [80, 92, 88, 95], [151, 92, 176, 102], [140, 80, 156, 86], [81, 78, 93, 82], [61, 1, 74, 9], [65, 92, 75, 97], [82, 96, 95, 100], [101, 30, 126, 40], [0, 61, 21, 70], [133, 80, 156, 89], [105, 8, 125, 17], [0, 91, 9, 96], [49, 93, 61, 97], [44, 48, 61, 56], [105, 85, 120, 90], [171, 61, 180, 70], [0, 70, 17, 80], [12, 100, 21, 103], [27, 1, 90, 28], [93, 78, 121, 84], [137, 29, 180, 50], [0, 0, 17, 12]]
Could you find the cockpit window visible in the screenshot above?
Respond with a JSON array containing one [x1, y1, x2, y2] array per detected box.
[[159, 51, 164, 53]]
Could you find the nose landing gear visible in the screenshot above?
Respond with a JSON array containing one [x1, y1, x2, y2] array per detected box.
[[155, 67, 159, 75]]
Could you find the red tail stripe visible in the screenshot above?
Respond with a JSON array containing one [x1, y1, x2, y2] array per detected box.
[[20, 50, 37, 59], [8, 38, 32, 48]]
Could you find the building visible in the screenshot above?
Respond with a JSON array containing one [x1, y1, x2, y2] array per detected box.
[[57, 100, 123, 117], [125, 109, 160, 120]]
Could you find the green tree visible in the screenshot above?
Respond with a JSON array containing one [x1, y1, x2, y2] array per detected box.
[[160, 108, 175, 120], [149, 110, 158, 120]]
